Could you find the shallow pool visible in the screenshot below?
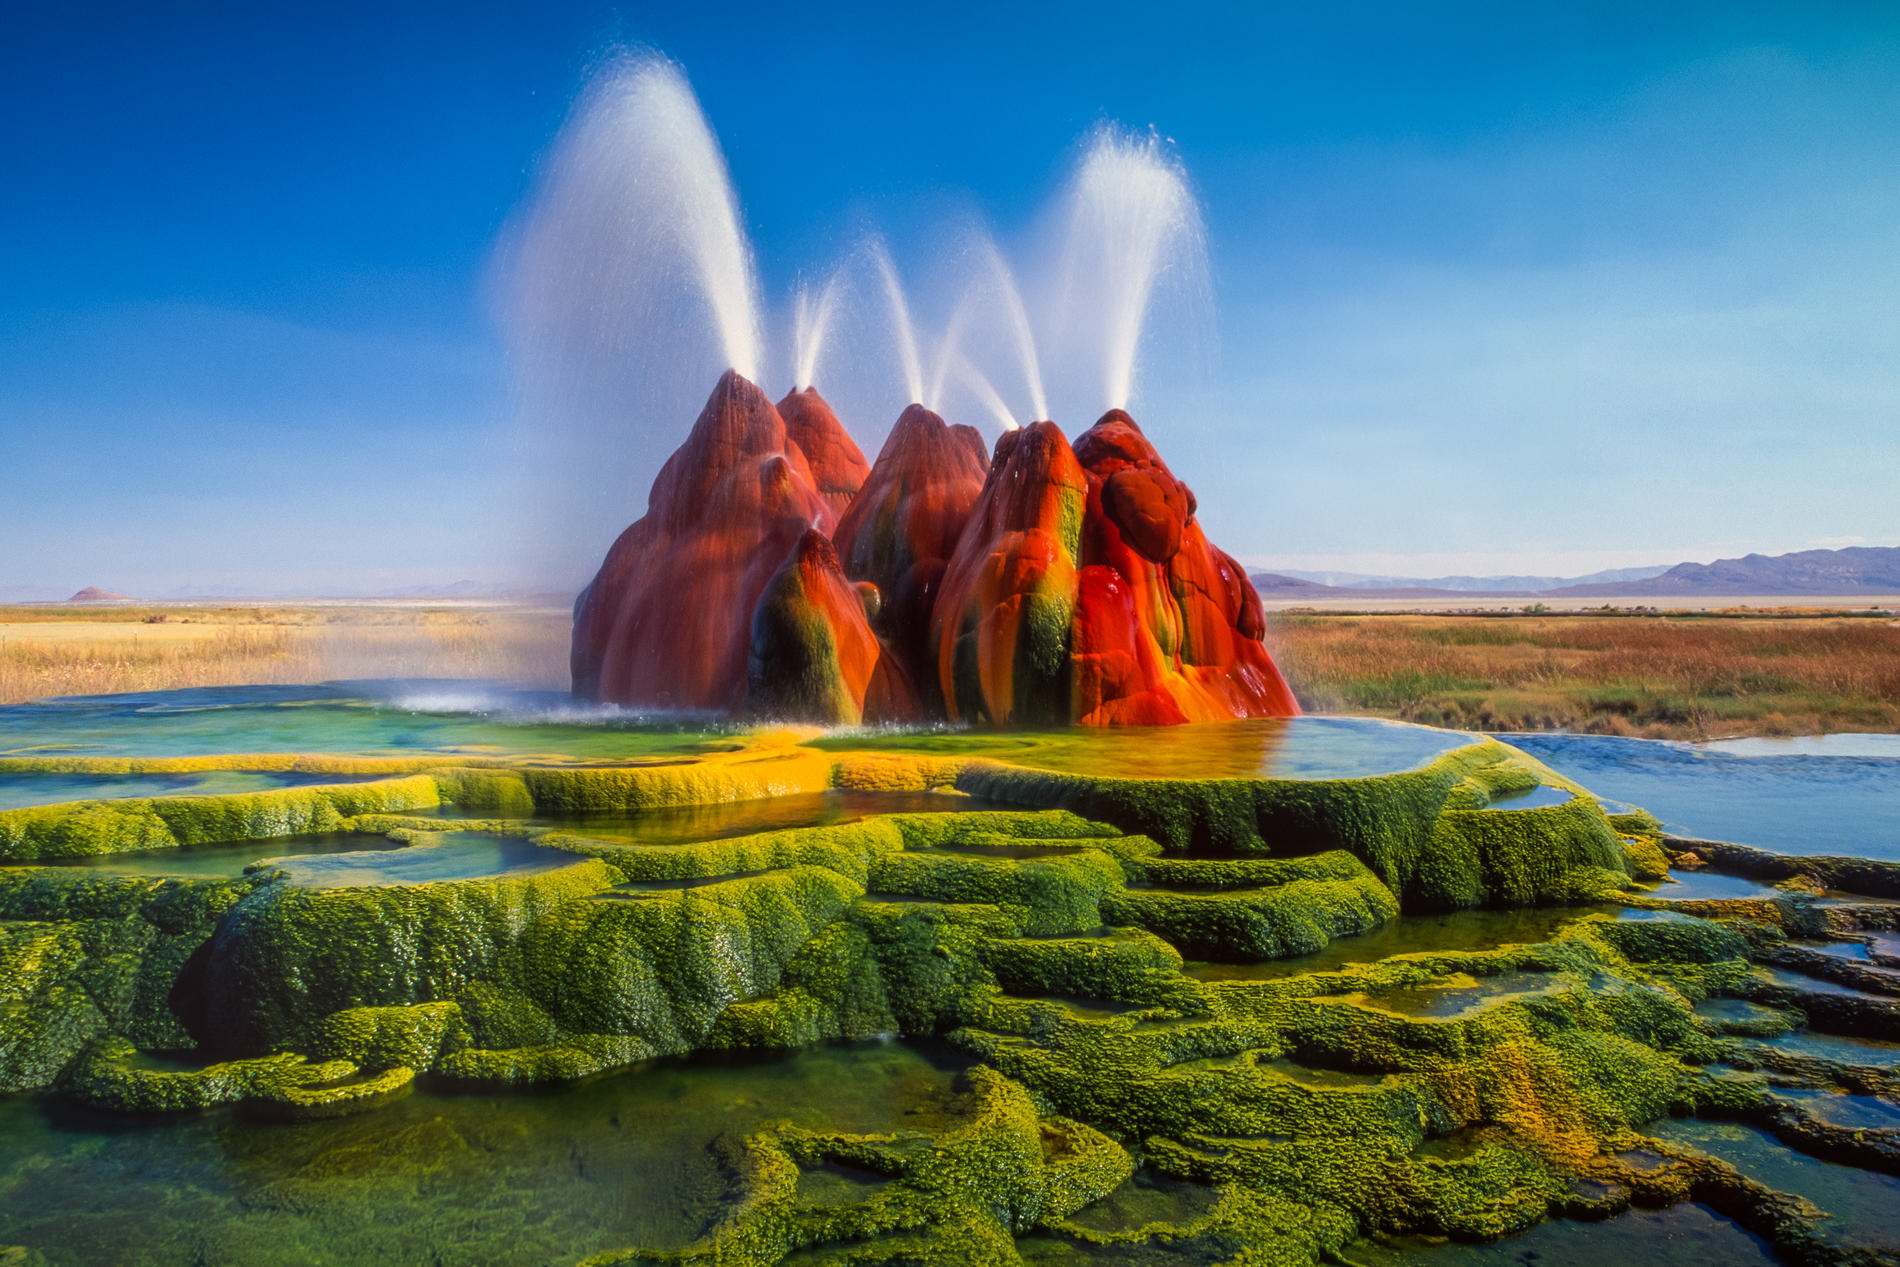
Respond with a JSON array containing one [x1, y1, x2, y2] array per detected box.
[[0, 1040, 969, 1265], [1185, 906, 1607, 981], [14, 832, 402, 880], [0, 681, 732, 761], [1642, 869, 1786, 902], [814, 715, 1479, 780], [1651, 1117, 1900, 1252], [1478, 782, 1575, 810], [265, 832, 578, 887], [0, 768, 385, 810]]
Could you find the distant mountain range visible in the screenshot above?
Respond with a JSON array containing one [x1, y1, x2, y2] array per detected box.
[[1268, 565, 1672, 593], [1550, 547, 1900, 597], [1254, 545, 1900, 599]]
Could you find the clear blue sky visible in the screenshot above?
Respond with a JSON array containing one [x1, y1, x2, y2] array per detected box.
[[4, 2, 1896, 596]]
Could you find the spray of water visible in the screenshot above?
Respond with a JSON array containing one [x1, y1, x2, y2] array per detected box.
[[926, 294, 972, 411], [503, 50, 762, 383], [866, 236, 926, 406], [498, 49, 769, 581], [951, 354, 1019, 431], [792, 271, 842, 390], [1054, 126, 1207, 411], [974, 235, 1049, 421]]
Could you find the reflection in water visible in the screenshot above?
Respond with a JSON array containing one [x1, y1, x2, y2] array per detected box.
[[1757, 1028, 1900, 1068], [0, 1041, 969, 1265], [21, 831, 402, 880], [1509, 732, 1900, 858], [1774, 1086, 1900, 1130], [0, 682, 732, 761], [813, 716, 1477, 780], [267, 833, 577, 887]]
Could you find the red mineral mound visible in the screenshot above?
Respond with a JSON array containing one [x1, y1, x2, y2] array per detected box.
[[573, 375, 1298, 726], [776, 387, 869, 519], [832, 404, 989, 688], [1069, 409, 1299, 723], [572, 370, 834, 709], [931, 422, 1088, 724], [746, 528, 914, 723]]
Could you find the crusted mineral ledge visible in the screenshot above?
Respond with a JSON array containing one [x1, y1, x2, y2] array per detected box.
[[2, 738, 1898, 1264]]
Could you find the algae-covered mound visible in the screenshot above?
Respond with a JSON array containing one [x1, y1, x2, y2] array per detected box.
[[3, 727, 1898, 1264]]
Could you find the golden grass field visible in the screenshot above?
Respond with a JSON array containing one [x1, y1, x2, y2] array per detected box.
[[1263, 610, 1900, 738], [0, 604, 569, 704], [3, 603, 1897, 740]]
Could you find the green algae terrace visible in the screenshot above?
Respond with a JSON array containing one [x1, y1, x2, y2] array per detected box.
[[2, 686, 1899, 1264]]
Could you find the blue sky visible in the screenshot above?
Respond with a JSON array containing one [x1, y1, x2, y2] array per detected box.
[[3, 2, 1896, 596]]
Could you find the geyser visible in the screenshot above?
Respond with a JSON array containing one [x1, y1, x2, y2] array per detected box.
[[1054, 126, 1208, 412], [510, 51, 762, 380], [791, 274, 842, 393], [867, 235, 926, 407], [506, 51, 1286, 724]]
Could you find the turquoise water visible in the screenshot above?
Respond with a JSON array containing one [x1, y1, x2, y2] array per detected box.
[[1479, 783, 1574, 809], [1643, 869, 1785, 902], [266, 832, 578, 887], [0, 682, 732, 760], [1510, 732, 1900, 858], [0, 1040, 969, 1265], [16, 831, 403, 879], [0, 768, 383, 810]]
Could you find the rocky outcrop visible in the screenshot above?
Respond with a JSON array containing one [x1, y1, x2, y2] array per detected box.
[[931, 422, 1087, 724], [831, 405, 990, 690], [571, 371, 834, 710], [573, 374, 1299, 726], [1069, 410, 1299, 724], [746, 529, 912, 724]]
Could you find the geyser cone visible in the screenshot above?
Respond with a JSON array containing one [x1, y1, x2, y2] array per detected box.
[[746, 527, 914, 724], [832, 404, 990, 689], [931, 421, 1088, 724], [572, 370, 833, 709], [1068, 408, 1299, 723], [776, 387, 868, 519]]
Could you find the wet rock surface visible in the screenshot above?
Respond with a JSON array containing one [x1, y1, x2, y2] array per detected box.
[[572, 374, 1301, 725]]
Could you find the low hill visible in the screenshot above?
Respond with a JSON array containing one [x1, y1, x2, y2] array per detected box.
[[66, 587, 131, 603]]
